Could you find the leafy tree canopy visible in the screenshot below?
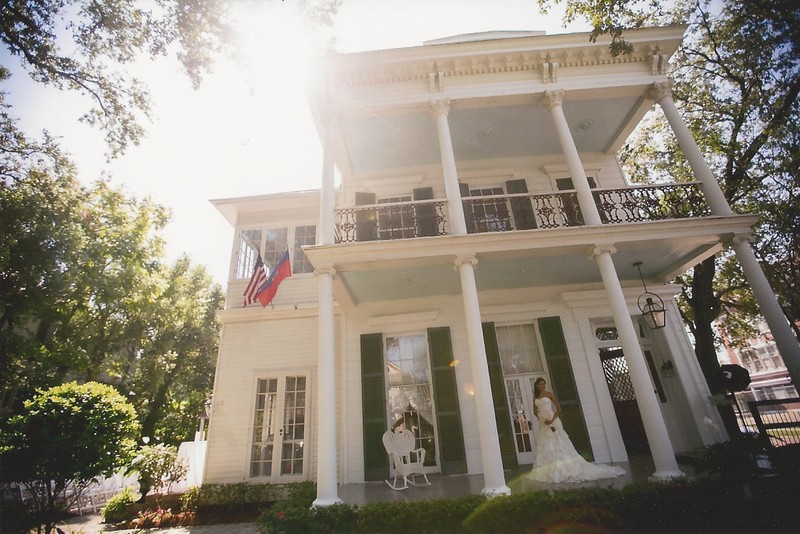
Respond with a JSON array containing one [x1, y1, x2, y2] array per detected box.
[[0, 381, 139, 533]]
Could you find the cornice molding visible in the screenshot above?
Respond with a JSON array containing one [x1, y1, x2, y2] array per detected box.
[[329, 27, 685, 88]]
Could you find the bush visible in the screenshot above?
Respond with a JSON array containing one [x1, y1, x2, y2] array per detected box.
[[0, 498, 35, 534], [101, 486, 139, 523], [255, 475, 800, 533], [127, 444, 187, 501]]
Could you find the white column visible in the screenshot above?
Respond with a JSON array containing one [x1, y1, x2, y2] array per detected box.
[[650, 82, 800, 393], [732, 238, 800, 393], [591, 246, 684, 479], [319, 112, 337, 246], [543, 90, 603, 226], [313, 266, 341, 507], [431, 99, 468, 236], [455, 255, 510, 496], [313, 112, 341, 507], [647, 82, 732, 215]]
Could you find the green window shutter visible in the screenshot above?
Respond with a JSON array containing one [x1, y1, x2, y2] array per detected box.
[[537, 316, 593, 460], [355, 192, 378, 242], [413, 187, 437, 237], [459, 182, 477, 234], [482, 322, 520, 469], [428, 327, 467, 475], [361, 333, 388, 481], [505, 179, 537, 230]]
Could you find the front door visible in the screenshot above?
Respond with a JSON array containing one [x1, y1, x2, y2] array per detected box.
[[249, 374, 308, 480], [599, 348, 650, 455], [504, 374, 547, 465]]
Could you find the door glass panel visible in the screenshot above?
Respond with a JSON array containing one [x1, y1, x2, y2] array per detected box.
[[386, 335, 437, 467], [250, 378, 278, 477], [469, 187, 511, 233], [506, 379, 533, 453], [280, 376, 306, 475]]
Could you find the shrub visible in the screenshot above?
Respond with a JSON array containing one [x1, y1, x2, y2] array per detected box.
[[100, 486, 139, 523], [126, 444, 187, 501]]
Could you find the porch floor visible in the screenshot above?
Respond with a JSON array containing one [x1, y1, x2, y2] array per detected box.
[[338, 455, 694, 506]]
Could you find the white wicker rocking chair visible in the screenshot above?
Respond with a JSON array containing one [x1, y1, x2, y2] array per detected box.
[[381, 429, 431, 491]]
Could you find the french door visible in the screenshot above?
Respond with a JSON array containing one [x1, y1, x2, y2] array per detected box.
[[249, 374, 308, 479], [505, 374, 547, 465]]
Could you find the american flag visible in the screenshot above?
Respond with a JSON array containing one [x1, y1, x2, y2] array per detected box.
[[243, 255, 267, 307]]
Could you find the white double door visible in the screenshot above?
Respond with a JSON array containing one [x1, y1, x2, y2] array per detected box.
[[504, 373, 547, 465], [251, 374, 307, 480]]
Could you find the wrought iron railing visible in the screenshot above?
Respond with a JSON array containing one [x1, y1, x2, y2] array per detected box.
[[333, 183, 711, 243], [334, 199, 448, 244], [593, 183, 711, 223]]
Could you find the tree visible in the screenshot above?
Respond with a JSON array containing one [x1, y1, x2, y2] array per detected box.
[[109, 256, 224, 445], [0, 381, 139, 534], [615, 0, 800, 406], [0, 0, 341, 158], [0, 0, 232, 157], [1, 166, 223, 444]]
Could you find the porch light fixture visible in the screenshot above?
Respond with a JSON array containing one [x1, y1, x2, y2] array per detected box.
[[634, 261, 666, 329]]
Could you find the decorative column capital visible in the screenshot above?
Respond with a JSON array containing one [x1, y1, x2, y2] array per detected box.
[[541, 89, 565, 109], [589, 244, 617, 260], [647, 81, 674, 103], [454, 255, 478, 270], [314, 265, 337, 277], [430, 98, 451, 118], [732, 234, 755, 246]]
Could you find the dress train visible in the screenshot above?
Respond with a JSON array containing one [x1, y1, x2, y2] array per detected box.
[[527, 396, 624, 483]]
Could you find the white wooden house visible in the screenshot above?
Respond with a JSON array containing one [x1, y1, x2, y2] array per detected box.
[[203, 25, 793, 505]]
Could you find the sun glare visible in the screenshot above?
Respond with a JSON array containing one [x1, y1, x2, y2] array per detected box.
[[232, 2, 323, 96]]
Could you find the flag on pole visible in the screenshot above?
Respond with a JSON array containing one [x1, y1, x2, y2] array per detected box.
[[256, 249, 292, 307], [243, 255, 267, 307]]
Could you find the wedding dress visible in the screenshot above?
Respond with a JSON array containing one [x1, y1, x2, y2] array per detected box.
[[527, 396, 625, 483]]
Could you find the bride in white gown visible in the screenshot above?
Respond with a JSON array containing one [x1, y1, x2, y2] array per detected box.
[[528, 377, 624, 483]]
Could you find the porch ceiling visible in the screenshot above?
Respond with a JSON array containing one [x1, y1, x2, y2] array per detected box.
[[337, 93, 647, 176], [304, 216, 757, 306]]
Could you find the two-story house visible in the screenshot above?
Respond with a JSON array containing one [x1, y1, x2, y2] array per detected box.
[[203, 25, 789, 505]]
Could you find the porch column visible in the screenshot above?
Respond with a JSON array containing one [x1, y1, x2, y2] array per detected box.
[[313, 115, 342, 507], [455, 255, 510, 496], [431, 99, 468, 236], [649, 81, 800, 394], [591, 245, 684, 479], [543, 89, 603, 226]]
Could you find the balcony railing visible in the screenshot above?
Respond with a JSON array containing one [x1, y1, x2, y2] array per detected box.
[[334, 183, 711, 244]]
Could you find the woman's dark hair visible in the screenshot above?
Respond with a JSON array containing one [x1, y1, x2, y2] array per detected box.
[[534, 378, 546, 398]]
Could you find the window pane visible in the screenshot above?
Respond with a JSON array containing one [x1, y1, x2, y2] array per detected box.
[[263, 228, 288, 272], [293, 225, 316, 274], [236, 229, 263, 279], [385, 335, 437, 467]]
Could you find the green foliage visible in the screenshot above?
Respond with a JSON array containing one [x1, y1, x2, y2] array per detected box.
[[101, 486, 139, 522], [127, 444, 188, 497], [1, 0, 233, 156], [181, 482, 276, 510], [256, 476, 800, 533], [0, 381, 139, 534], [0, 168, 224, 444], [618, 0, 800, 361]]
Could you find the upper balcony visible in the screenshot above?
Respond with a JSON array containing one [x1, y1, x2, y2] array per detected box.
[[334, 182, 709, 243]]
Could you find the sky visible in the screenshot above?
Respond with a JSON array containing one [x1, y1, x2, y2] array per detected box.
[[6, 0, 591, 285]]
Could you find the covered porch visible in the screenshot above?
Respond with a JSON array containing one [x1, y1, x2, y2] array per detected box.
[[338, 455, 694, 506]]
